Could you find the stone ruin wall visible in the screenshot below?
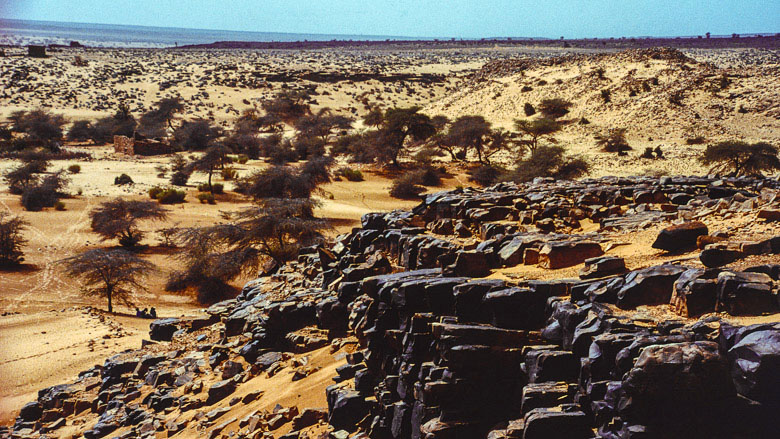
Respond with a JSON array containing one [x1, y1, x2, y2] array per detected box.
[[113, 135, 171, 156]]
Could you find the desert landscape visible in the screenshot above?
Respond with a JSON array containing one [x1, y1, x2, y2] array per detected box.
[[0, 12, 779, 439]]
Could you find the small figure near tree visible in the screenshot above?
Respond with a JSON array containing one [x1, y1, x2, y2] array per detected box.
[[89, 199, 169, 248], [61, 248, 154, 313]]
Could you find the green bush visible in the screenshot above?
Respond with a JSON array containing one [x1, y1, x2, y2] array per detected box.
[[21, 186, 58, 211], [67, 164, 81, 174], [338, 167, 364, 182], [508, 145, 589, 182], [197, 193, 216, 204], [148, 186, 164, 199], [390, 172, 425, 199], [221, 167, 237, 180], [414, 167, 441, 187], [114, 173, 133, 185], [469, 165, 501, 186], [197, 183, 224, 194], [156, 189, 186, 204]]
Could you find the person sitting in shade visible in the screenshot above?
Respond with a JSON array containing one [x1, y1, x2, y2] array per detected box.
[[149, 307, 157, 319]]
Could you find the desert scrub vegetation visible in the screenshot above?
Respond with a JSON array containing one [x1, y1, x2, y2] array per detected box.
[[190, 145, 232, 193], [89, 198, 169, 248], [700, 141, 780, 176], [197, 193, 216, 204], [67, 164, 81, 174], [221, 166, 237, 180], [198, 183, 224, 194], [468, 164, 503, 187], [20, 172, 70, 212], [168, 198, 328, 303], [61, 248, 155, 313], [538, 98, 573, 119], [114, 173, 134, 185], [172, 118, 223, 150], [595, 128, 632, 154], [7, 109, 66, 151], [235, 158, 332, 200], [155, 189, 187, 204], [390, 172, 426, 199], [513, 118, 562, 155], [506, 145, 589, 183], [150, 186, 186, 203], [439, 115, 509, 164], [0, 212, 28, 267], [336, 167, 364, 182]]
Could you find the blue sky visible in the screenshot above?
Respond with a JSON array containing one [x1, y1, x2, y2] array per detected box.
[[1, 0, 777, 38]]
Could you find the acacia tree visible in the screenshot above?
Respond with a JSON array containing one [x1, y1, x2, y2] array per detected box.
[[138, 97, 185, 137], [9, 109, 67, 150], [0, 212, 28, 267], [261, 90, 311, 124], [169, 198, 328, 302], [90, 199, 169, 247], [363, 108, 385, 128], [172, 118, 223, 150], [295, 108, 353, 141], [61, 249, 154, 313], [378, 107, 436, 166], [190, 145, 232, 193], [700, 141, 780, 176], [442, 115, 508, 163], [235, 159, 332, 201], [514, 118, 562, 155]]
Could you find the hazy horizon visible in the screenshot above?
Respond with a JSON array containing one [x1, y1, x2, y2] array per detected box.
[[1, 0, 776, 40]]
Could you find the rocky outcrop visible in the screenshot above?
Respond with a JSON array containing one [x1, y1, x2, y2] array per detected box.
[[9, 175, 780, 439]]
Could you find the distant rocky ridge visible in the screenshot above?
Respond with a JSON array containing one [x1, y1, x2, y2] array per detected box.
[[5, 175, 780, 439]]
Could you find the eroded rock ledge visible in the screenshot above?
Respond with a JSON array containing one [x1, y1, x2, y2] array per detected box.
[[7, 175, 780, 439]]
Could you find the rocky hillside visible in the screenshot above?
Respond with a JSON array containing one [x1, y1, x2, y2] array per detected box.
[[425, 48, 780, 177], [6, 174, 780, 439]]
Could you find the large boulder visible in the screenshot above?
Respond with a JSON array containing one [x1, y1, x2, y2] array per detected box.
[[206, 379, 236, 404], [444, 250, 490, 278], [538, 241, 604, 269], [523, 407, 591, 439], [715, 271, 776, 315], [616, 264, 686, 309], [670, 268, 719, 317], [700, 245, 743, 268], [149, 318, 181, 342], [621, 341, 736, 438], [326, 386, 372, 431], [578, 256, 626, 280], [720, 323, 780, 405], [652, 221, 708, 252]]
